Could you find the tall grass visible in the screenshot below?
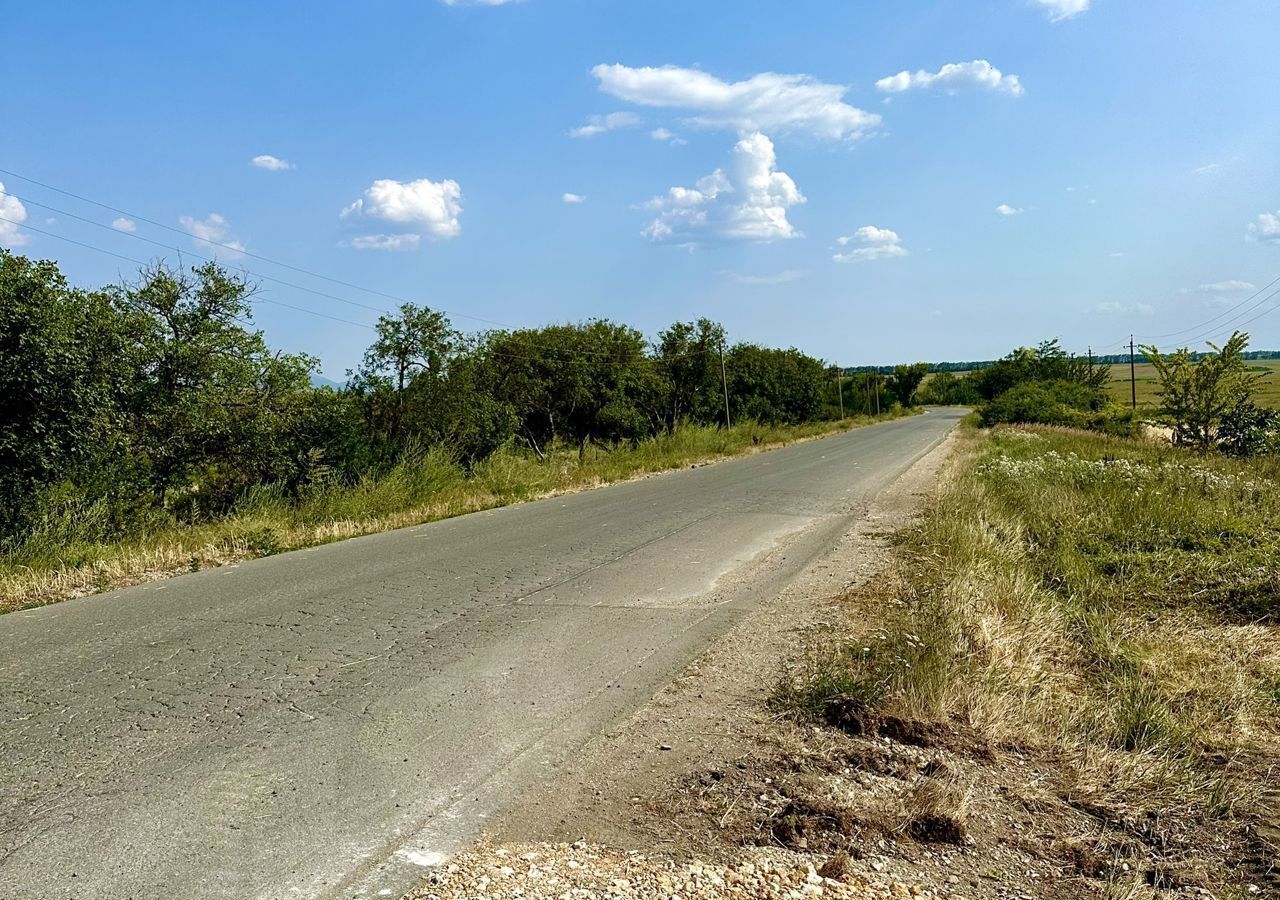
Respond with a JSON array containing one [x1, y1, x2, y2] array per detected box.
[[0, 411, 913, 613], [778, 422, 1280, 820]]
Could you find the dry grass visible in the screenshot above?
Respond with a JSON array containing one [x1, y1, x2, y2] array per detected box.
[[775, 422, 1280, 892], [0, 411, 915, 613]]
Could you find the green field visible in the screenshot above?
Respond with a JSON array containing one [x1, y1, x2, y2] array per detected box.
[[1104, 358, 1280, 409]]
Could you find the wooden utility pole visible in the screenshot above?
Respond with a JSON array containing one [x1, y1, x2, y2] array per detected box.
[[719, 339, 732, 429], [835, 365, 845, 419], [874, 372, 880, 415], [1129, 335, 1137, 410]]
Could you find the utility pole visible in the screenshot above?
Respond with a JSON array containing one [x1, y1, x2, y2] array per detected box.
[[874, 370, 880, 415], [1129, 335, 1137, 410], [719, 338, 732, 429], [835, 365, 845, 419]]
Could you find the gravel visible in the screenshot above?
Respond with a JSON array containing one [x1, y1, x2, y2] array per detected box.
[[405, 842, 950, 900]]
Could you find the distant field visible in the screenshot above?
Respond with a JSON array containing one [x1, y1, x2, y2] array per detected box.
[[1104, 358, 1280, 408]]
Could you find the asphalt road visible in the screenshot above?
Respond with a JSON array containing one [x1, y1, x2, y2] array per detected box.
[[0, 409, 964, 900]]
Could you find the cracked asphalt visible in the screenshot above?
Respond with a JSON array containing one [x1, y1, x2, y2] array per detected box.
[[0, 409, 964, 900]]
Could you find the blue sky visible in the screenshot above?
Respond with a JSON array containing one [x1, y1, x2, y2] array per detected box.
[[3, 0, 1278, 377]]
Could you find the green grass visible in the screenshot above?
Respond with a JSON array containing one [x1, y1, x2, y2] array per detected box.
[[1104, 358, 1280, 409], [777, 422, 1280, 859], [0, 410, 916, 613]]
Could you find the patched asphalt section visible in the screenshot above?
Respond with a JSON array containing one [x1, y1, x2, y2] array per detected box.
[[0, 409, 965, 900]]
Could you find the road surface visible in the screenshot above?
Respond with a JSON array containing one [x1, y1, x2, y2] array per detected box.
[[0, 409, 964, 899]]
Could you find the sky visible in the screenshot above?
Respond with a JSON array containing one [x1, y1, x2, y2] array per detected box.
[[2, 0, 1279, 377]]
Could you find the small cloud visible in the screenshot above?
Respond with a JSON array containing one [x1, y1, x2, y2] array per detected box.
[[562, 193, 586, 204], [111, 217, 137, 233], [1033, 0, 1090, 22], [1109, 251, 1126, 258], [1198, 280, 1256, 294], [251, 154, 294, 171], [995, 203, 1023, 216], [0, 182, 29, 247], [179, 213, 245, 256], [876, 60, 1023, 97], [348, 234, 421, 251], [833, 226, 907, 263], [569, 111, 640, 139], [1093, 301, 1153, 315], [1247, 210, 1280, 244], [726, 270, 808, 286], [650, 127, 687, 146], [342, 177, 463, 248], [1192, 162, 1222, 175]]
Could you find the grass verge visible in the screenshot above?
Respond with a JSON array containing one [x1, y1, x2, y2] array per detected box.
[[775, 422, 1280, 893], [0, 410, 915, 613]]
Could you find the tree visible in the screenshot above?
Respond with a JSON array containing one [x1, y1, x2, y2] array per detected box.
[[726, 344, 825, 425], [353, 303, 460, 442], [122, 261, 319, 513], [653, 318, 726, 429], [888, 363, 930, 407], [0, 251, 138, 538], [1142, 332, 1264, 452]]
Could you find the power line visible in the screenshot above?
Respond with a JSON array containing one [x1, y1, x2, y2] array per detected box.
[[0, 186, 677, 364], [0, 166, 513, 329], [1135, 274, 1280, 343]]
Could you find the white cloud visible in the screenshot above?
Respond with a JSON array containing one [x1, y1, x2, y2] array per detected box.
[[876, 60, 1023, 96], [569, 112, 640, 138], [592, 64, 880, 141], [1192, 162, 1221, 175], [1033, 0, 1090, 22], [650, 127, 687, 145], [349, 234, 422, 251], [1198, 280, 1256, 294], [111, 217, 137, 232], [1094, 301, 1154, 315], [251, 154, 293, 171], [727, 269, 808, 285], [1247, 210, 1280, 244], [995, 203, 1024, 216], [342, 177, 463, 248], [562, 193, 586, 204], [833, 226, 907, 263], [0, 182, 30, 247], [642, 132, 805, 243], [179, 213, 245, 256]]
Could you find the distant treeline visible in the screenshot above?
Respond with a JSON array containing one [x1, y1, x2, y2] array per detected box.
[[845, 349, 1280, 376]]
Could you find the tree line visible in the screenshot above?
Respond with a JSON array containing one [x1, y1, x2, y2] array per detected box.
[[0, 251, 929, 547]]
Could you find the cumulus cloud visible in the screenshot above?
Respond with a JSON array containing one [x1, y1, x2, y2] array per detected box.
[[876, 60, 1024, 96], [592, 64, 880, 141], [252, 154, 293, 171], [342, 177, 463, 248], [1247, 210, 1280, 244], [642, 132, 805, 243], [833, 226, 907, 263], [650, 127, 687, 145], [562, 193, 586, 204], [0, 182, 30, 247], [569, 112, 640, 138], [179, 213, 245, 256], [1033, 0, 1090, 22], [111, 217, 137, 232], [995, 204, 1024, 216]]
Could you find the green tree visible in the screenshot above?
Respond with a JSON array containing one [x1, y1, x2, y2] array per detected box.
[[1142, 332, 1263, 452], [888, 363, 931, 407], [353, 303, 460, 442], [653, 318, 726, 429]]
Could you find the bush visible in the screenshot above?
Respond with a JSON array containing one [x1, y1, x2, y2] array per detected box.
[[979, 380, 1094, 427]]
